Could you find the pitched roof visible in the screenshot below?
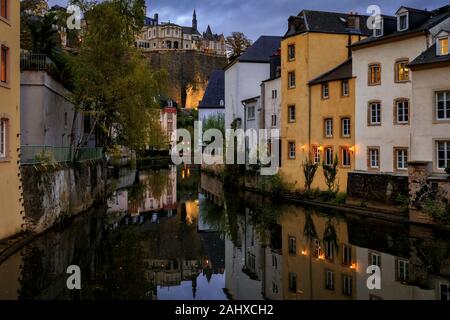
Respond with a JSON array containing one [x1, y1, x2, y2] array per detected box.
[[199, 70, 225, 109], [409, 43, 450, 68], [284, 10, 372, 38], [182, 26, 201, 35], [237, 36, 282, 63], [308, 58, 352, 85], [351, 5, 450, 49]]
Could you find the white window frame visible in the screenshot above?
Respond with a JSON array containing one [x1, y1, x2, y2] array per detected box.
[[343, 245, 352, 265], [325, 241, 334, 260], [437, 37, 449, 56], [374, 18, 384, 37], [313, 146, 321, 164], [436, 91, 450, 120], [288, 236, 297, 255], [342, 118, 350, 137], [288, 142, 296, 159], [342, 147, 351, 167], [324, 147, 333, 166], [396, 100, 409, 123], [369, 148, 380, 169], [397, 259, 409, 281], [288, 71, 296, 89], [343, 275, 353, 296], [325, 270, 334, 290], [247, 106, 255, 120], [288, 44, 295, 61], [370, 252, 381, 267], [325, 118, 333, 137], [288, 105, 296, 123], [396, 148, 408, 170], [397, 12, 409, 31], [370, 102, 381, 125], [436, 141, 450, 170], [322, 83, 329, 99], [342, 80, 349, 96]]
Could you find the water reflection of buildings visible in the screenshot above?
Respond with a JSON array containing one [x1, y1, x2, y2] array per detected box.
[[199, 172, 450, 301]]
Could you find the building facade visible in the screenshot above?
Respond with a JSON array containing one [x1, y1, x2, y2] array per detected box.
[[0, 0, 24, 240], [198, 69, 225, 122], [280, 11, 369, 190], [136, 10, 226, 56]]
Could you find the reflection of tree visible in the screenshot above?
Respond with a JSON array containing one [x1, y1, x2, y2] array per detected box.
[[142, 170, 171, 200], [200, 198, 226, 231], [323, 218, 339, 254], [303, 208, 318, 240]]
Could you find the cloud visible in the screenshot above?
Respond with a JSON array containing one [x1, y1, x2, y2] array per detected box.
[[48, 0, 449, 40]]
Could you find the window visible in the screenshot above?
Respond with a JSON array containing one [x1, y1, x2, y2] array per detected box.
[[374, 18, 383, 37], [368, 147, 380, 169], [368, 64, 381, 85], [398, 13, 408, 31], [370, 252, 381, 268], [1, 46, 7, 83], [272, 255, 278, 269], [288, 236, 297, 255], [440, 283, 450, 301], [369, 102, 381, 125], [341, 147, 351, 167], [324, 241, 334, 260], [271, 114, 277, 127], [343, 275, 353, 296], [437, 141, 450, 170], [272, 90, 277, 99], [395, 60, 410, 82], [288, 105, 296, 123], [64, 112, 68, 128], [322, 83, 329, 99], [341, 118, 350, 137], [289, 273, 297, 293], [436, 91, 450, 120], [324, 147, 333, 166], [324, 118, 333, 138], [272, 282, 279, 294], [313, 146, 321, 164], [247, 106, 255, 120], [288, 44, 295, 61], [395, 99, 409, 124], [1, 0, 7, 19], [288, 71, 296, 89], [0, 118, 7, 158], [397, 259, 409, 281], [325, 270, 334, 290], [247, 252, 256, 271], [437, 37, 449, 56], [342, 245, 352, 265], [395, 148, 408, 170], [288, 141, 296, 159], [342, 80, 349, 96], [313, 239, 321, 258]]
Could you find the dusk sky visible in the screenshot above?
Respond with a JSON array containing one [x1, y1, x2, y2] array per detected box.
[[48, 0, 450, 40]]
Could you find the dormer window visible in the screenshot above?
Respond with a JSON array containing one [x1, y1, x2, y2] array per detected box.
[[374, 18, 383, 37], [398, 13, 409, 31], [437, 37, 449, 56]]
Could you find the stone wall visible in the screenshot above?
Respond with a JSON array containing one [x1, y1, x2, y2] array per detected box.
[[144, 50, 227, 109], [347, 171, 409, 212], [21, 161, 106, 234]]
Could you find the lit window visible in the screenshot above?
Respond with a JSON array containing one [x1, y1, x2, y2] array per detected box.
[[342, 147, 351, 167], [324, 118, 333, 137], [322, 83, 329, 99], [324, 147, 333, 166], [325, 270, 334, 290], [396, 99, 409, 124], [369, 148, 380, 169], [1, 46, 7, 83], [313, 146, 321, 164], [288, 105, 296, 123], [0, 118, 7, 158], [397, 259, 409, 281], [288, 71, 296, 89], [288, 141, 296, 159], [395, 148, 408, 170], [369, 102, 381, 125], [342, 118, 351, 137], [368, 64, 381, 85], [288, 44, 295, 61], [288, 236, 296, 255], [342, 80, 349, 96], [436, 91, 450, 120], [436, 141, 450, 170], [437, 37, 449, 56], [395, 60, 410, 82]]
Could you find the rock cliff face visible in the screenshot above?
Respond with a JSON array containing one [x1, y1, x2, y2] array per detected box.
[[144, 50, 227, 109]]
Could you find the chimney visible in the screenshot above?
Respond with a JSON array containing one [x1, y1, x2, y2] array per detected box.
[[347, 12, 360, 30], [154, 13, 159, 25]]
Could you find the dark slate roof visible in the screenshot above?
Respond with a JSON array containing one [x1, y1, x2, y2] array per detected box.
[[237, 36, 282, 63], [284, 10, 372, 38], [199, 70, 225, 109], [144, 16, 157, 26], [409, 43, 450, 68], [351, 5, 450, 49], [182, 26, 201, 36], [308, 58, 352, 85]]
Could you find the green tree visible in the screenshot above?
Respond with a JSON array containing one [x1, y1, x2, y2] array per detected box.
[[322, 154, 340, 193], [303, 159, 318, 192]]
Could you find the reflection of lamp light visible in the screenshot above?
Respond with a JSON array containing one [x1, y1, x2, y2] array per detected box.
[[319, 254, 325, 260], [182, 170, 185, 179], [350, 263, 357, 269], [301, 250, 308, 256], [349, 146, 355, 153]]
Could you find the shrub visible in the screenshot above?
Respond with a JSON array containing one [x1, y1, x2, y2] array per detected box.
[[334, 192, 347, 204], [395, 193, 410, 213], [303, 159, 318, 191], [423, 199, 450, 224], [322, 154, 339, 193]]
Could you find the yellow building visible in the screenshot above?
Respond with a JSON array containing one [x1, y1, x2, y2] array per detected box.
[[307, 59, 355, 191], [280, 11, 369, 191], [0, 0, 24, 239]]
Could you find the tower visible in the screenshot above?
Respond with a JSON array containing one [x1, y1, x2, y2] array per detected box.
[[192, 10, 198, 31]]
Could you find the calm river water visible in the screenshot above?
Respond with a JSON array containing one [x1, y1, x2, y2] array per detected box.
[[0, 165, 449, 300]]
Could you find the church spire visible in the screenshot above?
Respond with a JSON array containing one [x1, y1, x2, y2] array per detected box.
[[192, 10, 198, 31]]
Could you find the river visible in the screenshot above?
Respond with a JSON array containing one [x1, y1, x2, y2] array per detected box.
[[0, 165, 449, 300]]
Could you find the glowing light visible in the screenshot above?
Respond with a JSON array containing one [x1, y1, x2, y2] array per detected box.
[[349, 146, 355, 153], [319, 254, 325, 260], [350, 263, 357, 269], [301, 145, 306, 151], [318, 146, 324, 152], [301, 250, 308, 256]]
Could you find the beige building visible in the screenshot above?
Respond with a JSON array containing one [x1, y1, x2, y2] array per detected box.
[[0, 0, 24, 240], [409, 31, 450, 173]]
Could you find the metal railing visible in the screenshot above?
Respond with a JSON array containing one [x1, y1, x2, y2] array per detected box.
[[20, 53, 53, 71], [21, 145, 103, 165]]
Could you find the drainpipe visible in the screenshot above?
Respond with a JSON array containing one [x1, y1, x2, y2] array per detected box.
[[308, 85, 312, 158]]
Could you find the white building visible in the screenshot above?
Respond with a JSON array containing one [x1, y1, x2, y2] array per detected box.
[[224, 36, 281, 131], [351, 5, 450, 174]]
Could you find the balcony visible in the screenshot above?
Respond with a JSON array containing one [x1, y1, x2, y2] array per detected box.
[[20, 53, 52, 72]]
